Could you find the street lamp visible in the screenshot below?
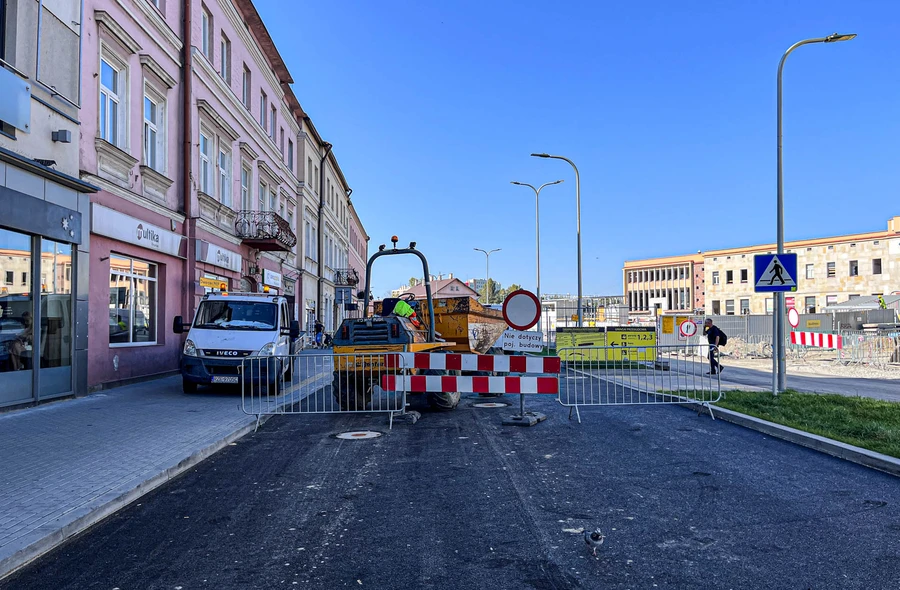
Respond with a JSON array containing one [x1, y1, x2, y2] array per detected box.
[[511, 179, 564, 339], [474, 248, 501, 304], [531, 153, 583, 326], [773, 32, 855, 396]]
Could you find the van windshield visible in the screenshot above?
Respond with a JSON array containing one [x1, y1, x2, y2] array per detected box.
[[193, 301, 277, 331]]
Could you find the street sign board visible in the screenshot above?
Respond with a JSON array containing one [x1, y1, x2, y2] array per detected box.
[[679, 319, 698, 338], [754, 253, 798, 293], [502, 289, 541, 331], [501, 330, 544, 352], [788, 307, 800, 328]]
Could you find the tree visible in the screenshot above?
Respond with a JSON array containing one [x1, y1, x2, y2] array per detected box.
[[409, 277, 418, 287], [498, 283, 522, 301]]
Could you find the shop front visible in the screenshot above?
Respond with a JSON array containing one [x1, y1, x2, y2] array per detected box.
[[88, 203, 186, 388], [0, 171, 93, 408]]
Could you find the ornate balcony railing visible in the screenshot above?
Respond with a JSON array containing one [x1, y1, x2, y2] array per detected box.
[[234, 210, 297, 252], [333, 268, 360, 286]]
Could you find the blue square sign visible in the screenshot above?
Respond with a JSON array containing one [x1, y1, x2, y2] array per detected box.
[[754, 253, 798, 293]]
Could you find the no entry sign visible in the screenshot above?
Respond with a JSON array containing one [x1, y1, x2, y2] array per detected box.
[[502, 289, 541, 331]]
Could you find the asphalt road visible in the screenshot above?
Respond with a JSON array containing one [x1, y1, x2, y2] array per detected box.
[[4, 385, 899, 589], [668, 358, 900, 402]]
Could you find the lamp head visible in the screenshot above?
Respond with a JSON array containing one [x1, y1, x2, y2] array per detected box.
[[378, 244, 385, 252], [530, 153, 550, 158], [825, 32, 857, 42]]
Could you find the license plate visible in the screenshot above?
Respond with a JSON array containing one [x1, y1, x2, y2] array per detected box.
[[211, 376, 239, 384]]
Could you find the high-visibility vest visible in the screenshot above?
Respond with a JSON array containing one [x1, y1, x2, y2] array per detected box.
[[393, 299, 415, 318]]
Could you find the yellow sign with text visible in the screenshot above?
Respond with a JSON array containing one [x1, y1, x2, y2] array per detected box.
[[557, 327, 656, 362], [806, 319, 822, 328], [662, 316, 675, 334], [199, 277, 227, 289]]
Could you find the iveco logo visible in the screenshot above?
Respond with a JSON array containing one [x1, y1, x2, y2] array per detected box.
[[217, 350, 239, 356]]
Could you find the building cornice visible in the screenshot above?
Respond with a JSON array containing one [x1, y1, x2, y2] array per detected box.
[[95, 10, 142, 54], [197, 99, 240, 143], [140, 54, 177, 89], [81, 172, 184, 222], [118, 0, 182, 66]]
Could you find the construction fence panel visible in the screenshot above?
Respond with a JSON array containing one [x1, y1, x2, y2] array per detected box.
[[837, 334, 900, 368], [240, 353, 409, 418], [557, 345, 722, 409]]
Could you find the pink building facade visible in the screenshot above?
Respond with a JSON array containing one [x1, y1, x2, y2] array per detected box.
[[78, 0, 357, 389]]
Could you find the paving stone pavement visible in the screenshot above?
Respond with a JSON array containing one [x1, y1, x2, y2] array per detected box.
[[0, 351, 332, 580]]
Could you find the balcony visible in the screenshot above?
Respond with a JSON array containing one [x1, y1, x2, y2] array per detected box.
[[333, 268, 360, 286], [234, 211, 297, 252]]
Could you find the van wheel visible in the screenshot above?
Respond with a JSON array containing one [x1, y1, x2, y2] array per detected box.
[[428, 391, 460, 410], [183, 378, 198, 393]]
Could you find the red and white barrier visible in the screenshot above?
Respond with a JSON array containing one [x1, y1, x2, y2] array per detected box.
[[791, 331, 843, 349], [382, 375, 559, 395], [389, 352, 561, 374]]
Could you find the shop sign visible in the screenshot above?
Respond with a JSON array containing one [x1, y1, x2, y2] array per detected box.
[[196, 241, 241, 272], [92, 204, 184, 257], [263, 269, 282, 288]]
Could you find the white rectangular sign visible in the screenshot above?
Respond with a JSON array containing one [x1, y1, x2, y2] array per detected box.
[[196, 241, 242, 272], [91, 204, 184, 257], [263, 269, 282, 288], [502, 330, 544, 352]]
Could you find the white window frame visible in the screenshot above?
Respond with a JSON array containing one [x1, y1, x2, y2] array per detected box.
[[288, 140, 294, 172], [219, 33, 231, 83], [240, 162, 251, 210], [242, 64, 251, 109], [258, 181, 267, 212], [201, 5, 213, 60], [199, 127, 213, 195], [142, 82, 167, 173], [99, 46, 128, 148], [712, 271, 719, 285], [109, 255, 159, 347], [259, 92, 267, 129], [805, 264, 814, 279], [270, 105, 276, 138], [304, 219, 311, 258], [218, 141, 232, 205]]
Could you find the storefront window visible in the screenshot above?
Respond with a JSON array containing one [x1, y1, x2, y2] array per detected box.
[[40, 240, 73, 395], [109, 255, 157, 345], [0, 228, 34, 404]]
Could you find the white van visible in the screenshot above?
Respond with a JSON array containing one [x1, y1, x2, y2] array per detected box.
[[173, 292, 299, 393]]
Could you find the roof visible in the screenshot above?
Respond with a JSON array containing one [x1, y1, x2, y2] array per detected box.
[[823, 294, 900, 312], [399, 278, 480, 300]]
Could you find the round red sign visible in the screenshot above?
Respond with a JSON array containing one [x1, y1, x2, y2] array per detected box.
[[502, 290, 541, 331]]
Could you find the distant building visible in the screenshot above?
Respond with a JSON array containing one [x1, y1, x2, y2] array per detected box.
[[397, 277, 479, 300], [465, 278, 486, 295], [624, 216, 900, 316]]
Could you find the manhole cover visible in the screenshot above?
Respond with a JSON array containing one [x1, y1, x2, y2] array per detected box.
[[472, 402, 510, 408], [335, 431, 383, 440]]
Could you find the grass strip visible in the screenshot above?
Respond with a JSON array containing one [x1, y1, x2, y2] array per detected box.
[[715, 389, 900, 459]]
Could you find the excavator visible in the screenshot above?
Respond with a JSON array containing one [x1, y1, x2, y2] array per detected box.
[[331, 236, 507, 411]]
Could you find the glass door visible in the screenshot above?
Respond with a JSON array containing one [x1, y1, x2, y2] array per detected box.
[[40, 239, 73, 397], [0, 228, 34, 406]]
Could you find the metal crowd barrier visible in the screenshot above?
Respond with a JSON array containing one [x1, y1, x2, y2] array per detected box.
[[240, 353, 411, 429], [837, 334, 900, 369], [557, 345, 722, 422]]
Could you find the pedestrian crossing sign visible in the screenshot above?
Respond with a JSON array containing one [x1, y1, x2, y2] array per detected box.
[[754, 253, 798, 292]]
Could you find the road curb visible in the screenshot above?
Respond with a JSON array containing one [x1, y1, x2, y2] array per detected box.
[[682, 402, 900, 477], [0, 414, 273, 581]]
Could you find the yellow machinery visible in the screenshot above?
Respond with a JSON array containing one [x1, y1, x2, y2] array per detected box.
[[331, 237, 506, 410]]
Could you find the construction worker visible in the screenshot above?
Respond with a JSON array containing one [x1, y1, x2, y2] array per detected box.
[[878, 295, 887, 310], [392, 299, 422, 329]]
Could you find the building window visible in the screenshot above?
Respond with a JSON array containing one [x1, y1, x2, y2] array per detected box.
[[307, 158, 313, 185], [805, 296, 816, 314], [199, 130, 212, 194], [99, 56, 126, 147], [259, 92, 267, 129], [712, 271, 719, 285], [219, 34, 231, 84], [109, 256, 158, 346], [740, 269, 748, 283], [305, 219, 311, 257], [805, 264, 814, 280], [765, 298, 773, 314], [827, 262, 836, 278], [258, 181, 267, 211], [826, 295, 837, 307], [20, 271, 27, 286], [270, 106, 276, 138], [287, 209, 293, 229], [279, 128, 285, 155], [3, 271, 12, 285], [288, 140, 294, 172], [873, 258, 882, 275], [740, 298, 750, 314], [269, 190, 276, 213], [241, 64, 251, 109], [278, 199, 285, 219], [849, 260, 859, 277], [726, 270, 733, 284], [240, 163, 251, 210], [712, 300, 721, 315], [725, 300, 734, 315], [142, 84, 166, 173], [218, 143, 232, 204], [201, 5, 212, 60], [314, 166, 319, 191]]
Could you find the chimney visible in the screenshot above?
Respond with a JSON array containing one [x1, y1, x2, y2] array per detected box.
[[889, 216, 900, 234], [448, 273, 453, 279]]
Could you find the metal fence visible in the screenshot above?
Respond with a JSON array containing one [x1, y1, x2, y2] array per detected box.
[[837, 333, 900, 368], [557, 345, 722, 422], [240, 353, 411, 428]]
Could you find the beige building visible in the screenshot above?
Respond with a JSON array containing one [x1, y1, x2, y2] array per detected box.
[[624, 216, 900, 316]]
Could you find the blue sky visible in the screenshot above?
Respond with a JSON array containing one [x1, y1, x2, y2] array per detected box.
[[256, 0, 899, 298]]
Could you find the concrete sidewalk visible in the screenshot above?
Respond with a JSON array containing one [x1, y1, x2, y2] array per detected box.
[[0, 374, 280, 579]]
